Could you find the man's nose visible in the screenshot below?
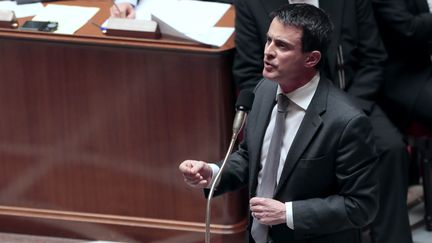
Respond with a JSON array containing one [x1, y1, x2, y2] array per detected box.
[[264, 43, 275, 58]]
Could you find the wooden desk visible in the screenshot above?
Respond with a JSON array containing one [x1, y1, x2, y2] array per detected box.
[[0, 1, 247, 242]]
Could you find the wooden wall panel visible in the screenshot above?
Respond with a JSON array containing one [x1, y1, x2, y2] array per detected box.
[[0, 2, 247, 241]]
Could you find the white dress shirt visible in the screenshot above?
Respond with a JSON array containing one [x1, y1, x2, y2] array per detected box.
[[259, 73, 319, 229], [428, 0, 432, 12]]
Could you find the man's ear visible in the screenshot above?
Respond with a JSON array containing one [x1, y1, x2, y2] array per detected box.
[[304, 51, 321, 68]]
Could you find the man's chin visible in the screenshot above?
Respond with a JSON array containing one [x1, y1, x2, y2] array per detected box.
[[263, 71, 277, 80]]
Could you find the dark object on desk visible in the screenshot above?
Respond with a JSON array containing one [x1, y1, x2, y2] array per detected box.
[[103, 18, 160, 39], [16, 0, 56, 4], [19, 21, 58, 32], [0, 10, 18, 29]]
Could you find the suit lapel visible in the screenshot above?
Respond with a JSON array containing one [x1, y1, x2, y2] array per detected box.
[[249, 81, 278, 196], [275, 78, 328, 195]]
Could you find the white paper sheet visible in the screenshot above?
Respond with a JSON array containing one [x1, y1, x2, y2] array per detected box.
[[152, 13, 233, 47], [135, 0, 233, 47], [135, 0, 176, 20], [0, 1, 44, 18], [185, 26, 234, 47], [32, 4, 99, 34]]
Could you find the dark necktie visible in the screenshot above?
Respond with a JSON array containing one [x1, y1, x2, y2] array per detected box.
[[251, 94, 290, 243]]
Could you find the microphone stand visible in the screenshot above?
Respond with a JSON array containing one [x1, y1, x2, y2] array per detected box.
[[205, 111, 247, 243]]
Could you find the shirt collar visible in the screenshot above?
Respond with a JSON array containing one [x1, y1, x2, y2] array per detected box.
[[276, 72, 320, 111]]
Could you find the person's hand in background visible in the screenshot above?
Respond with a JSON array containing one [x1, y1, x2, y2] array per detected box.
[[110, 2, 136, 19]]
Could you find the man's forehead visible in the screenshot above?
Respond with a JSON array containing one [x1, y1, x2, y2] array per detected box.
[[271, 18, 302, 30], [268, 19, 303, 38]]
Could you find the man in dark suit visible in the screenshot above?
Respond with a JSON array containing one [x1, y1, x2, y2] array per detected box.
[[179, 4, 378, 242], [372, 0, 432, 128], [233, 1, 413, 242]]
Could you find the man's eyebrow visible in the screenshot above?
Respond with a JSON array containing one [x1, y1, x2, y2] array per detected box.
[[274, 37, 293, 46]]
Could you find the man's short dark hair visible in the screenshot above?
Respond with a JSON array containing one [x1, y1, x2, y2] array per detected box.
[[270, 3, 334, 61]]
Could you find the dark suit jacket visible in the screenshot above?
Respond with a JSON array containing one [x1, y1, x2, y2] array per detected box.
[[233, 0, 387, 113], [372, 0, 432, 122], [214, 77, 378, 243]]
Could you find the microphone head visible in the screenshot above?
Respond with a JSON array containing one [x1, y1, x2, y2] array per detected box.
[[235, 90, 255, 112]]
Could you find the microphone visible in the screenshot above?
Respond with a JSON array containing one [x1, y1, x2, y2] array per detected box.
[[232, 90, 255, 135], [205, 90, 254, 243]]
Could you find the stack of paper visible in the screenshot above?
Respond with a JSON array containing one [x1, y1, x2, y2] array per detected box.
[[136, 0, 234, 47]]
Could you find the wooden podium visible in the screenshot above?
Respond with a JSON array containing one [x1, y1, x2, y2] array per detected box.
[[0, 1, 247, 242]]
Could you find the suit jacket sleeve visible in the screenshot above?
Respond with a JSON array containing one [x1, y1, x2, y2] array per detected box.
[[292, 114, 378, 236], [372, 0, 432, 41], [204, 125, 252, 198], [342, 0, 387, 110], [232, 0, 266, 91]]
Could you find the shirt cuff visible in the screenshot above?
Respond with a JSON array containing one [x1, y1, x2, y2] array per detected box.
[[206, 163, 220, 188], [285, 201, 294, 229]]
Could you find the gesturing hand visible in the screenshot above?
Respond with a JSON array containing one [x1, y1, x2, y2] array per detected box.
[[110, 3, 136, 19], [179, 160, 213, 188], [250, 197, 286, 225]]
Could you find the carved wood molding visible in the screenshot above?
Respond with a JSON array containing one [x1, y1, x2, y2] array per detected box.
[[0, 206, 247, 234]]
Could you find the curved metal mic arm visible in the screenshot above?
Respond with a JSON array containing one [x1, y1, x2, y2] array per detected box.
[[205, 111, 247, 243]]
